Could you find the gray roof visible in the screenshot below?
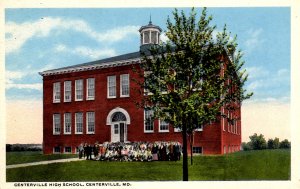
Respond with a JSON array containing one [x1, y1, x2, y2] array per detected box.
[[39, 51, 142, 76], [41, 51, 142, 74], [139, 21, 162, 32]]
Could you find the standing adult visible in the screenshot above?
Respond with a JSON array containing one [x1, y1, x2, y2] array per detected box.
[[78, 143, 84, 159], [83, 143, 88, 159], [86, 144, 92, 160]]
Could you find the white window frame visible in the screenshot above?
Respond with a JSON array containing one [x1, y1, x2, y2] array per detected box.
[[86, 78, 95, 100], [174, 127, 182, 132], [64, 113, 71, 135], [107, 75, 116, 98], [144, 109, 154, 133], [142, 29, 159, 45], [227, 110, 230, 133], [192, 146, 203, 154], [64, 81, 72, 102], [53, 146, 61, 154], [221, 107, 225, 131], [120, 74, 130, 97], [75, 112, 83, 134], [144, 71, 153, 96], [195, 125, 203, 132], [64, 146, 72, 154], [86, 112, 95, 134], [230, 112, 233, 133], [234, 120, 237, 134], [159, 119, 169, 133], [53, 82, 61, 103], [237, 120, 240, 135], [53, 114, 61, 135], [75, 79, 83, 101]]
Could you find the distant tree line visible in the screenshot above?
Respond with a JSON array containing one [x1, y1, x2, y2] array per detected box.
[[6, 144, 42, 152], [242, 133, 290, 151]]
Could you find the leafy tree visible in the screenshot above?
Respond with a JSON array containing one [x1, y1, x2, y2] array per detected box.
[[6, 144, 12, 152], [267, 138, 275, 149], [241, 142, 252, 151], [135, 8, 252, 181], [268, 137, 280, 149], [249, 133, 267, 150], [280, 139, 291, 149], [273, 137, 280, 149]]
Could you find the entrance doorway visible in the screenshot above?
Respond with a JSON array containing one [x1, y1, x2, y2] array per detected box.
[[110, 112, 127, 142], [112, 122, 126, 142]]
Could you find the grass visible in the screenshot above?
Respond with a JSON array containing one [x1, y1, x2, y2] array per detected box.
[[6, 151, 78, 165], [6, 149, 290, 181]]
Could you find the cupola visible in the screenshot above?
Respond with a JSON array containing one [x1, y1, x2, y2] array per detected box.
[[139, 19, 162, 51]]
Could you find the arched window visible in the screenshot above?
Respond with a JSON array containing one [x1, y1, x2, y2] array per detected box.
[[111, 112, 127, 122]]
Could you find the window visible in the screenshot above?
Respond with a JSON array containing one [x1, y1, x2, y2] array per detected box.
[[75, 112, 83, 134], [195, 125, 203, 132], [64, 113, 71, 134], [120, 74, 129, 97], [151, 31, 158, 44], [144, 31, 150, 44], [174, 127, 182, 132], [144, 71, 153, 96], [64, 146, 72, 153], [227, 111, 230, 132], [159, 119, 169, 132], [53, 82, 61, 103], [87, 78, 95, 100], [75, 79, 83, 101], [144, 109, 154, 132], [53, 114, 61, 135], [114, 124, 119, 134], [53, 146, 60, 153], [86, 112, 95, 134], [221, 107, 225, 131], [234, 121, 237, 134], [107, 75, 116, 98], [192, 147, 203, 154], [223, 146, 226, 154], [64, 81, 71, 102]]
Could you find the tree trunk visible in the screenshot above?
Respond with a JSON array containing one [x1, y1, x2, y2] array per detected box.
[[190, 143, 193, 165], [189, 132, 193, 165], [182, 123, 188, 181]]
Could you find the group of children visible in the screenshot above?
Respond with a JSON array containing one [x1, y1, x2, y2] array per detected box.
[[78, 141, 182, 162]]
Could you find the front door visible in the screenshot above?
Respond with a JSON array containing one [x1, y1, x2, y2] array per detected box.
[[119, 123, 125, 142], [111, 122, 127, 142]]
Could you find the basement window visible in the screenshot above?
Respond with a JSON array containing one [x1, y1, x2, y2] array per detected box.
[[53, 146, 61, 154], [192, 147, 203, 154], [64, 146, 72, 153]]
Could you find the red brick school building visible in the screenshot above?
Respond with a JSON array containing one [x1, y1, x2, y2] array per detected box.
[[39, 21, 241, 155]]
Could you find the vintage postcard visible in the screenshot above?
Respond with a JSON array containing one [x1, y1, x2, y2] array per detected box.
[[1, 0, 299, 189]]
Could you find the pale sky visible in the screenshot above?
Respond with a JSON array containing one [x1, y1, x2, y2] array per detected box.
[[5, 7, 291, 144]]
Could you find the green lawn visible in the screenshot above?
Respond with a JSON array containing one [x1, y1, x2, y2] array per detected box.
[[6, 149, 290, 181], [6, 151, 77, 165]]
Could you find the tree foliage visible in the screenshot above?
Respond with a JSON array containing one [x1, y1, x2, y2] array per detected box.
[[134, 7, 252, 181], [280, 139, 291, 149], [249, 133, 267, 150], [268, 137, 280, 149], [241, 142, 252, 151], [243, 135, 290, 151]]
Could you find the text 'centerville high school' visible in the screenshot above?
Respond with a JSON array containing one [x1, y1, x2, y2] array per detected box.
[[39, 21, 242, 155]]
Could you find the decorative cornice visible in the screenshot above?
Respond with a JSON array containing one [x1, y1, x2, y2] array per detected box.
[[39, 57, 142, 76]]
